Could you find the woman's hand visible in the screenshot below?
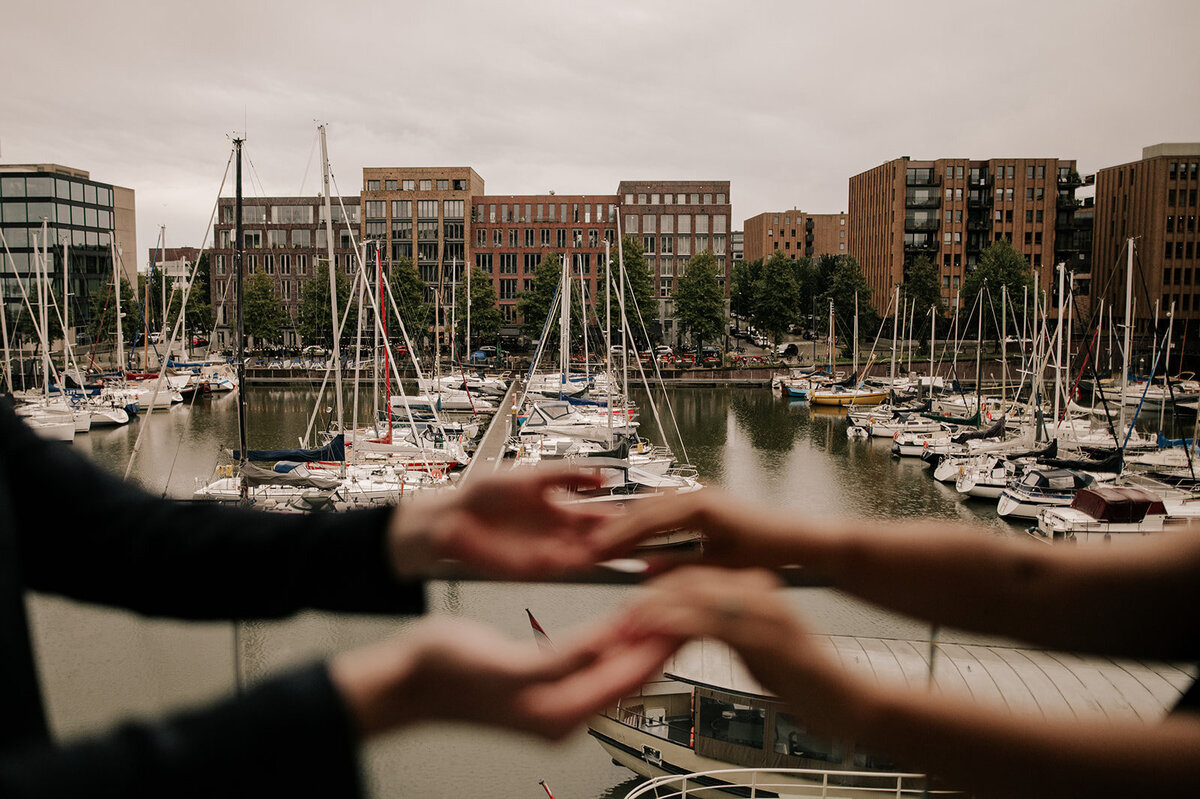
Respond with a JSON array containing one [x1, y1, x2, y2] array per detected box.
[[388, 469, 610, 579], [330, 615, 677, 740]]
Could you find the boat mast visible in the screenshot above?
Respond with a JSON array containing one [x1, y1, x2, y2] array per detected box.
[[40, 219, 50, 402], [1117, 238, 1134, 444], [928, 305, 934, 400], [907, 297, 916, 375], [380, 243, 392, 442], [975, 281, 983, 423], [233, 137, 249, 486], [1165, 301, 1175, 379], [1053, 262, 1065, 423], [465, 256, 471, 362], [559, 247, 570, 394], [1001, 284, 1007, 406], [317, 124, 345, 468], [827, 299, 834, 375], [605, 240, 613, 444], [852, 292, 859, 385], [890, 285, 899, 387], [616, 217, 628, 413]]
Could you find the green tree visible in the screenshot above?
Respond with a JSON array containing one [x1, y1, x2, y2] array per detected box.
[[386, 256, 431, 345], [962, 239, 1034, 341], [823, 255, 879, 350], [85, 276, 141, 346], [902, 255, 945, 327], [729, 257, 760, 326], [13, 286, 64, 352], [296, 261, 355, 348], [673, 250, 726, 355], [456, 265, 502, 352], [598, 235, 657, 346], [517, 252, 567, 340], [242, 272, 289, 346], [751, 252, 801, 346]]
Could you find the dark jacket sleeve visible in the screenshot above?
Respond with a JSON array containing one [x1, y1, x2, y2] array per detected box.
[[2, 399, 425, 619], [0, 663, 364, 799]]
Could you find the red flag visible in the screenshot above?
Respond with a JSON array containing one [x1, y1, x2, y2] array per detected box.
[[539, 780, 556, 799], [526, 608, 554, 651]]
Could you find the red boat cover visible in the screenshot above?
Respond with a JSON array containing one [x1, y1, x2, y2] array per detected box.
[[1071, 487, 1167, 523]]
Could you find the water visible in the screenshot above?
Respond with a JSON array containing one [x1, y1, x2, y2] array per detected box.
[[27, 385, 1184, 798]]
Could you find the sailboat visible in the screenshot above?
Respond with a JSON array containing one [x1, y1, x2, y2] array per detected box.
[[810, 296, 887, 406]]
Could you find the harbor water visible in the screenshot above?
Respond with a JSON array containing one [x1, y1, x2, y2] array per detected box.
[[28, 384, 1182, 798]]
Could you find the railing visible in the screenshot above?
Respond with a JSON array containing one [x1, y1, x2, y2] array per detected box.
[[623, 767, 961, 799]]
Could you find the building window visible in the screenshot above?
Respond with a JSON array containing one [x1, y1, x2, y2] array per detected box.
[[499, 279, 518, 300], [525, 228, 535, 247], [419, 179, 432, 191], [402, 179, 415, 191], [437, 179, 448, 190], [499, 253, 518, 274], [475, 252, 493, 273], [444, 200, 464, 218], [523, 252, 540, 272], [643, 235, 655, 254], [367, 180, 380, 191], [418, 200, 439, 218]]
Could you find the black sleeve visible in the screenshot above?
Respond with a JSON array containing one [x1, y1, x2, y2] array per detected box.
[[3, 399, 425, 619], [0, 663, 364, 799]]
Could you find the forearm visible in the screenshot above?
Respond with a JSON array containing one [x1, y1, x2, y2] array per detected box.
[[843, 681, 1200, 798], [0, 663, 364, 799], [792, 518, 1200, 658]]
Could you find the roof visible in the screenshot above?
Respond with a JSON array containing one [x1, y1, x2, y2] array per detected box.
[[664, 636, 1192, 722], [1072, 487, 1167, 522]]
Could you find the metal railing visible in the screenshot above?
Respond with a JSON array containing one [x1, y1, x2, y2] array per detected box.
[[623, 767, 961, 799]]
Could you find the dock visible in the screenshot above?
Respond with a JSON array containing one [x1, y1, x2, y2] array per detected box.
[[456, 378, 520, 485]]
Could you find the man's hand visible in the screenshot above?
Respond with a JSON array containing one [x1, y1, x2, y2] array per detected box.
[[387, 469, 610, 579], [329, 616, 676, 740]]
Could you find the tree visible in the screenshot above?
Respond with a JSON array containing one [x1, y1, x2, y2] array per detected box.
[[598, 235, 657, 347], [962, 239, 1034, 341], [729, 257, 760, 325], [85, 276, 141, 347], [242, 272, 289, 346], [902, 255, 945, 328], [822, 255, 879, 350], [296, 261, 354, 348], [751, 252, 801, 346], [673, 249, 726, 355], [517, 252, 567, 340], [386, 256, 431, 346], [13, 286, 64, 353], [456, 265, 502, 352]]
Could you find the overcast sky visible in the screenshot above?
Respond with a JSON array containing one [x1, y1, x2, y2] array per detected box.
[[2, 0, 1197, 265]]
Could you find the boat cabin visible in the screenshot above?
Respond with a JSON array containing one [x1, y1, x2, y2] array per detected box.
[[1071, 487, 1167, 523]]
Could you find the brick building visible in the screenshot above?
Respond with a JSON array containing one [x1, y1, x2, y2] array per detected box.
[[848, 156, 1082, 308], [470, 194, 618, 325], [1092, 143, 1200, 357], [742, 210, 848, 263], [616, 181, 731, 341], [210, 195, 360, 348]]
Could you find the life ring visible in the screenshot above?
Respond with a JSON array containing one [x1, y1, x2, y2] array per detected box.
[[431, 468, 444, 480]]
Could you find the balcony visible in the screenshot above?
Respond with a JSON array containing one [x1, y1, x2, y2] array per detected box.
[[1057, 170, 1084, 187], [905, 195, 942, 209], [967, 191, 991, 207], [904, 218, 940, 232], [1057, 195, 1082, 209], [967, 217, 991, 231], [905, 169, 941, 187]]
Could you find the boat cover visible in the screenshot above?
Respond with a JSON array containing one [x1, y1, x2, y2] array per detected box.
[[1022, 468, 1094, 490], [240, 461, 341, 489], [233, 434, 345, 463], [950, 417, 1006, 444], [1071, 487, 1167, 523], [1039, 448, 1122, 474]]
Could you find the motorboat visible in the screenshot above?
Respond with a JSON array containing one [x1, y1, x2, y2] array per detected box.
[[589, 635, 1188, 797], [996, 468, 1097, 519], [1031, 486, 1200, 543]]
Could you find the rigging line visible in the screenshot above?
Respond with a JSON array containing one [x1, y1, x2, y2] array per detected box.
[[124, 150, 234, 483], [621, 267, 690, 466], [298, 129, 320, 196]]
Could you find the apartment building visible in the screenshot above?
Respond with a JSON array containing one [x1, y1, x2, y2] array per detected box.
[[742, 210, 848, 263], [0, 163, 136, 343], [209, 195, 360, 348], [470, 194, 618, 324], [848, 156, 1082, 307], [1092, 143, 1200, 344], [616, 181, 731, 340]]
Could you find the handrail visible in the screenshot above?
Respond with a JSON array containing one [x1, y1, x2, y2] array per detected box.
[[623, 766, 962, 799]]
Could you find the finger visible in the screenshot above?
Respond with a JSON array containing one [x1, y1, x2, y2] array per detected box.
[[588, 495, 707, 559], [536, 468, 606, 494]]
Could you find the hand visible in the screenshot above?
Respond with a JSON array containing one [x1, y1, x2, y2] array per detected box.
[[330, 616, 677, 740], [589, 488, 807, 570], [388, 469, 609, 579], [620, 567, 857, 735]]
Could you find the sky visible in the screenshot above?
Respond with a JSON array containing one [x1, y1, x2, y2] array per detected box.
[[2, 0, 1198, 266]]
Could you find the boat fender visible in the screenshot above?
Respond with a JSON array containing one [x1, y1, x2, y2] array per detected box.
[[432, 468, 444, 480], [923, 439, 929, 448]]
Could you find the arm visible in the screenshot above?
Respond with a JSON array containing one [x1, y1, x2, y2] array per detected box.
[[595, 489, 1200, 659], [623, 567, 1200, 799]]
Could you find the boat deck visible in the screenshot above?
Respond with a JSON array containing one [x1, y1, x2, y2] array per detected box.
[[456, 378, 520, 485]]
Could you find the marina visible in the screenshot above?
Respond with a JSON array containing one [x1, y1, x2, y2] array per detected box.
[[30, 378, 1197, 799]]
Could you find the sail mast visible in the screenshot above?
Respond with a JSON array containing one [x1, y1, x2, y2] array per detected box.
[[317, 124, 345, 471], [233, 137, 249, 487], [1117, 238, 1134, 444]]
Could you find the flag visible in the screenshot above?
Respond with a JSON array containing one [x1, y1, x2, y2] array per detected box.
[[539, 780, 556, 799], [525, 608, 554, 651]]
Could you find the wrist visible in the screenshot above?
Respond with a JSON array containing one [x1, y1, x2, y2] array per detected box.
[[387, 495, 449, 579]]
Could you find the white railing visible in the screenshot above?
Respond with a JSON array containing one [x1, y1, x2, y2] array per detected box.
[[623, 767, 961, 799]]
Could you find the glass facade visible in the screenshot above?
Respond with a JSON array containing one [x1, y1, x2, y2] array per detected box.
[[0, 170, 120, 341]]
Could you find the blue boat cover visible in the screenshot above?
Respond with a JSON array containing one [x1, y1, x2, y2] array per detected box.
[[234, 434, 345, 462]]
